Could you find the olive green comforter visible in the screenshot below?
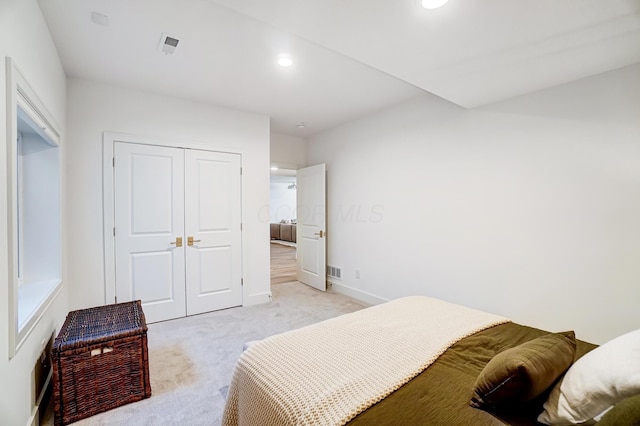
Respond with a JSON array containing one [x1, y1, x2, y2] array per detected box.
[[348, 322, 596, 426]]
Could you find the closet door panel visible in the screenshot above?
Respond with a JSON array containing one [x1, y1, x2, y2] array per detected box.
[[114, 142, 186, 322], [184, 149, 242, 315]]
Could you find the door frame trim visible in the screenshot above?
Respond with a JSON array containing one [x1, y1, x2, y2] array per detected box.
[[102, 131, 244, 306]]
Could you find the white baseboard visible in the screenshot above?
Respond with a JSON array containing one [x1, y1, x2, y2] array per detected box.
[[328, 281, 389, 306], [244, 291, 272, 306]]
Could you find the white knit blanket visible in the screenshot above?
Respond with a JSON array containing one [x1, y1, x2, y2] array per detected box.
[[222, 296, 509, 426]]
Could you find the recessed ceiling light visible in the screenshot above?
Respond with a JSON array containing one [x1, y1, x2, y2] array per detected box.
[[271, 166, 279, 171], [90, 11, 109, 25], [421, 0, 449, 9], [278, 56, 293, 67], [296, 122, 306, 129]]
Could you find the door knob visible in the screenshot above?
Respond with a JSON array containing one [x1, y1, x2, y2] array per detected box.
[[314, 230, 325, 238], [187, 236, 201, 246], [170, 237, 183, 247]]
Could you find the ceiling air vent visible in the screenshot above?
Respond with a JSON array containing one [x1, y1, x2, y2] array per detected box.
[[158, 33, 180, 55]]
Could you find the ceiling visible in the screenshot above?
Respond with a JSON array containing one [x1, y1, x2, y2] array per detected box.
[[39, 0, 640, 137]]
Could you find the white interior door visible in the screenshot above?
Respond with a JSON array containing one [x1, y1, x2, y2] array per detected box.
[[185, 149, 242, 315], [114, 142, 186, 322], [296, 164, 326, 291]]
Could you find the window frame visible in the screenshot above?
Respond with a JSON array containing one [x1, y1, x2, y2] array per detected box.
[[6, 57, 63, 358]]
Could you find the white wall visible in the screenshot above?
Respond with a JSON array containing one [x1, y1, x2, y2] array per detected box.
[[65, 78, 271, 311], [270, 132, 307, 170], [270, 177, 297, 223], [308, 64, 640, 344], [0, 1, 68, 425], [269, 132, 305, 223]]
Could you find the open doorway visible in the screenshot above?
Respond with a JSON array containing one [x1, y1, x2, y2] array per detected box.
[[269, 164, 327, 290], [270, 173, 297, 285]]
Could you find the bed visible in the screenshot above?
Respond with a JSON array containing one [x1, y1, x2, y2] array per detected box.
[[222, 296, 639, 426]]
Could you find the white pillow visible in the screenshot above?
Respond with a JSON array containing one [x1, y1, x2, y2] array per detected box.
[[538, 329, 640, 425]]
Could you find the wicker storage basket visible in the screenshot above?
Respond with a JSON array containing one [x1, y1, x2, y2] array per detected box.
[[52, 300, 151, 426]]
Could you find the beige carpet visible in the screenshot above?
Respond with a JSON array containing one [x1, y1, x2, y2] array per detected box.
[[42, 282, 366, 425]]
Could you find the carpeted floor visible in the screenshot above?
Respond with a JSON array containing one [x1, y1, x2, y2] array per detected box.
[[42, 281, 367, 425]]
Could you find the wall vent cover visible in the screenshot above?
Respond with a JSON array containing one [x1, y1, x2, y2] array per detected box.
[[159, 33, 180, 55], [327, 265, 342, 279]]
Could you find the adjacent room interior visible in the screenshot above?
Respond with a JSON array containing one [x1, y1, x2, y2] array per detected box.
[[269, 173, 298, 285]]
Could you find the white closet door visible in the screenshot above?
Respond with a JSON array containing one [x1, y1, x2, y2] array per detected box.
[[184, 149, 242, 315], [114, 142, 186, 322]]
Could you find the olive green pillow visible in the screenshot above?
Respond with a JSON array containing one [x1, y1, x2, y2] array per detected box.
[[470, 331, 576, 410], [597, 394, 640, 426]]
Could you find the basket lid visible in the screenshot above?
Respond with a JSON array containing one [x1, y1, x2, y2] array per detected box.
[[54, 300, 147, 351]]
